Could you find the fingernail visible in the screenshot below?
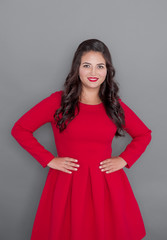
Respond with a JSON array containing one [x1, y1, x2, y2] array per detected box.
[[75, 160, 78, 162], [100, 162, 103, 165]]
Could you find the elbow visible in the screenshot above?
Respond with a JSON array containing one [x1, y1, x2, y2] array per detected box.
[[148, 129, 152, 143], [145, 128, 152, 146], [11, 124, 17, 139], [11, 123, 20, 139]]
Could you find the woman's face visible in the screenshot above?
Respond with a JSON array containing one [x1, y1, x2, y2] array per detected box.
[[79, 51, 107, 91]]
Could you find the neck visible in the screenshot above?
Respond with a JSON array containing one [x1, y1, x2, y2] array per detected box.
[[79, 87, 101, 103]]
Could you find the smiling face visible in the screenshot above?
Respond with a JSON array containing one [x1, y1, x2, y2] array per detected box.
[[79, 51, 107, 91]]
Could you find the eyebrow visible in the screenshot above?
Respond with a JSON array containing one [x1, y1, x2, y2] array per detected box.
[[82, 62, 105, 65]]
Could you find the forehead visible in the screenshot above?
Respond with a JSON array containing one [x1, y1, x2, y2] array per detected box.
[[81, 51, 106, 63]]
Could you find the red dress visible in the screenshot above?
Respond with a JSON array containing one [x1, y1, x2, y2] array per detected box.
[[11, 90, 152, 240]]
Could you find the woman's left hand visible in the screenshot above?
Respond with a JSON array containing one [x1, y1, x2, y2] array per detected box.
[[99, 156, 127, 173]]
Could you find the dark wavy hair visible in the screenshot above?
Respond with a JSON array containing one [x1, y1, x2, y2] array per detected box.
[[54, 39, 125, 137]]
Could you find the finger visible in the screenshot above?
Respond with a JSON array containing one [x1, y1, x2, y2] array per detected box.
[[106, 167, 122, 173], [106, 168, 117, 173], [66, 165, 79, 171], [100, 159, 110, 165], [106, 169, 113, 174], [62, 168, 72, 174], [99, 162, 113, 169], [65, 161, 80, 168], [100, 166, 112, 172], [66, 157, 78, 162]]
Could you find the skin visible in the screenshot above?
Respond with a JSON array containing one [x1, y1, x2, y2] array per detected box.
[[78, 50, 107, 104], [47, 51, 127, 173]]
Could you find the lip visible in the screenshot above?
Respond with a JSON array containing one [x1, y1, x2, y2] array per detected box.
[[88, 77, 99, 82]]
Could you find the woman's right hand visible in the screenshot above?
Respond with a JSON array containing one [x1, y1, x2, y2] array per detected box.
[[47, 156, 80, 174]]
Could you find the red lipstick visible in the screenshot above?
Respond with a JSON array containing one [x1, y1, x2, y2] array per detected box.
[[88, 77, 99, 82]]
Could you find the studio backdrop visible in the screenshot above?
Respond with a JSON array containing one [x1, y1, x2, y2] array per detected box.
[[0, 0, 166, 239]]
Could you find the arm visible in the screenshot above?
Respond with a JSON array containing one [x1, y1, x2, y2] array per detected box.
[[118, 99, 152, 169], [11, 91, 62, 168]]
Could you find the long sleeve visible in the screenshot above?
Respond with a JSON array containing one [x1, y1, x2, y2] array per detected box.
[[118, 99, 152, 169], [11, 91, 61, 168]]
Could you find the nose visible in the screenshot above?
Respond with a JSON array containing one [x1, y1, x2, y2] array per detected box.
[[90, 66, 96, 76]]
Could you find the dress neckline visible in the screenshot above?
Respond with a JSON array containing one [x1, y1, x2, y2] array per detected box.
[[79, 101, 103, 109]]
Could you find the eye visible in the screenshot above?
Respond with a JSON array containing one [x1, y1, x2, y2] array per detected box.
[[98, 65, 105, 69], [83, 64, 90, 68]]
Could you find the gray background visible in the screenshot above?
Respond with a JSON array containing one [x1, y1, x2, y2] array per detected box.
[[1, 0, 166, 239]]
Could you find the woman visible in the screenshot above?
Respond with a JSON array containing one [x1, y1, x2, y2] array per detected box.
[[11, 39, 152, 240]]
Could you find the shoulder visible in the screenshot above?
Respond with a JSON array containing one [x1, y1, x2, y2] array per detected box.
[[118, 98, 131, 110], [49, 89, 64, 99], [118, 98, 125, 108], [118, 98, 135, 115], [35, 90, 63, 110], [46, 89, 64, 103], [45, 89, 64, 108], [118, 98, 141, 121]]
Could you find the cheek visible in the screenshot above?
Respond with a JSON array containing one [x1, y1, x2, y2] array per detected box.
[[79, 68, 88, 78], [100, 70, 107, 79]]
